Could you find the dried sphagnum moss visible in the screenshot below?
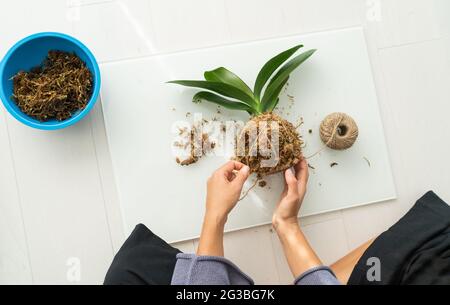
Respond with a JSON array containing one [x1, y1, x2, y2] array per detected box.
[[12, 50, 93, 122], [234, 113, 303, 178]]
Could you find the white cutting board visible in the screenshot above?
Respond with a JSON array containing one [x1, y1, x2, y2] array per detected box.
[[100, 27, 396, 243]]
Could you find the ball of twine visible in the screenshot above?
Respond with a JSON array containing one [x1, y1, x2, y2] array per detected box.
[[319, 112, 358, 150]]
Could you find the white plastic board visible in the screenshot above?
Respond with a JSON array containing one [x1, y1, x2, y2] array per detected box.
[[100, 27, 396, 243]]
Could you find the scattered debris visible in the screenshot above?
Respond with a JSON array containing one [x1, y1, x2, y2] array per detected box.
[[173, 140, 189, 149], [258, 180, 267, 188], [176, 156, 198, 166], [295, 117, 304, 129], [178, 127, 188, 135], [308, 164, 316, 170], [210, 141, 216, 150], [175, 123, 216, 166], [308, 129, 313, 134], [330, 162, 339, 168], [186, 112, 191, 118], [363, 157, 371, 167], [287, 94, 295, 109]]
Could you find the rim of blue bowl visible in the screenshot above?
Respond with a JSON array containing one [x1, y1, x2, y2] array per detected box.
[[0, 32, 101, 130]]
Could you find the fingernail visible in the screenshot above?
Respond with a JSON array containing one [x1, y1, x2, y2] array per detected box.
[[286, 168, 294, 177], [242, 166, 250, 175]]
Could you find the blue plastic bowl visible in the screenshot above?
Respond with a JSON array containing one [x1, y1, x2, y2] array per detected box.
[[0, 32, 101, 130]]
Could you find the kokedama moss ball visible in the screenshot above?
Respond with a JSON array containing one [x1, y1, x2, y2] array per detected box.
[[234, 112, 303, 178]]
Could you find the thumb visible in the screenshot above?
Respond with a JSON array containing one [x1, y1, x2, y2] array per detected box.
[[233, 165, 250, 187], [285, 168, 299, 198]]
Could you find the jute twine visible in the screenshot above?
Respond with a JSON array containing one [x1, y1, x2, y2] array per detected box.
[[319, 112, 358, 150]]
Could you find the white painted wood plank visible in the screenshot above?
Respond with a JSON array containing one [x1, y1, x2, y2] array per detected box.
[[299, 210, 342, 227], [5, 115, 114, 284], [444, 37, 450, 68], [302, 218, 350, 264], [378, 39, 450, 218], [0, 0, 73, 57], [363, 0, 441, 49], [171, 240, 196, 254], [90, 101, 125, 253], [341, 202, 393, 250], [72, 0, 157, 63], [225, 0, 285, 42], [149, 0, 230, 53], [195, 226, 280, 285], [433, 0, 450, 38], [71, 0, 114, 6], [281, 0, 363, 36], [0, 109, 33, 284]]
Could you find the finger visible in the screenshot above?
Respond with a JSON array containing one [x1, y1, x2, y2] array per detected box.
[[232, 161, 245, 171], [217, 161, 247, 181], [285, 168, 299, 198], [232, 165, 250, 187], [297, 159, 309, 193], [218, 160, 245, 174], [293, 159, 305, 179], [218, 160, 237, 173], [217, 161, 237, 179]]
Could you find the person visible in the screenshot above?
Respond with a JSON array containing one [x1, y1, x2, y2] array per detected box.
[[104, 160, 450, 285], [172, 159, 339, 285], [105, 159, 338, 285]]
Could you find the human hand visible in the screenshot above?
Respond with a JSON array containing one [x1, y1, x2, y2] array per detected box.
[[272, 159, 309, 234], [205, 161, 250, 225]]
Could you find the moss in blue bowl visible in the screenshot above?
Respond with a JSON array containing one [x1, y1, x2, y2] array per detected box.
[[12, 50, 93, 122], [0, 32, 101, 130]]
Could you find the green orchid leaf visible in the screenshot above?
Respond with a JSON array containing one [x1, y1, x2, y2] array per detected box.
[[193, 91, 255, 115], [204, 67, 254, 98], [262, 77, 289, 112], [254, 44, 303, 100], [168, 80, 257, 109], [264, 98, 280, 113], [262, 49, 316, 106]]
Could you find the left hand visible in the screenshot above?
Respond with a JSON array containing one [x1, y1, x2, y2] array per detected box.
[[205, 161, 250, 224]]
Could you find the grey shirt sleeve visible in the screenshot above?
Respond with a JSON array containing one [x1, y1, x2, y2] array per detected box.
[[171, 253, 254, 285], [294, 266, 341, 285], [171, 253, 340, 285]]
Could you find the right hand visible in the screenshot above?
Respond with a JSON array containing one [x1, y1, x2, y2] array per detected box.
[[272, 159, 309, 233], [205, 161, 250, 225]]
